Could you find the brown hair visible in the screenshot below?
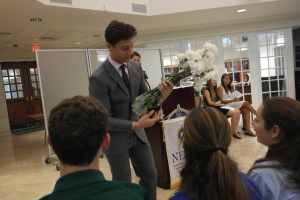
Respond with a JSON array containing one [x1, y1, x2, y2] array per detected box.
[[203, 79, 221, 106], [248, 97, 300, 189], [131, 51, 141, 59], [178, 107, 250, 200], [221, 73, 232, 94], [48, 95, 107, 166], [105, 20, 137, 46]]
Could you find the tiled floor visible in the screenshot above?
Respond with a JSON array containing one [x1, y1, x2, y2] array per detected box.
[[0, 127, 267, 200]]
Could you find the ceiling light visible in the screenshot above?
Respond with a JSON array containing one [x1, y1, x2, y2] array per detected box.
[[93, 35, 101, 37], [75, 42, 82, 45], [30, 18, 42, 22], [237, 9, 246, 13], [41, 37, 54, 40], [0, 32, 10, 35]]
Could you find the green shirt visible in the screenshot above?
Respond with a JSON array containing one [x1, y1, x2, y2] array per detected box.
[[39, 169, 149, 200]]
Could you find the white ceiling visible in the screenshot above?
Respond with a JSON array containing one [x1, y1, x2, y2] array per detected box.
[[0, 0, 300, 61]]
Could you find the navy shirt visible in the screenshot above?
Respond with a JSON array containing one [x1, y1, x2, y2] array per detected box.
[[170, 172, 262, 200]]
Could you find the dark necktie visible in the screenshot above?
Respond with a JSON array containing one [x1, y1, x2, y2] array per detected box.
[[120, 64, 130, 92]]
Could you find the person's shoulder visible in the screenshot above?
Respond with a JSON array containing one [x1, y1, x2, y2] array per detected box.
[[127, 60, 142, 72], [39, 195, 50, 200], [239, 172, 259, 186], [250, 161, 280, 174], [90, 62, 108, 76], [115, 181, 149, 200], [238, 172, 263, 200], [170, 191, 189, 200], [128, 60, 139, 66]]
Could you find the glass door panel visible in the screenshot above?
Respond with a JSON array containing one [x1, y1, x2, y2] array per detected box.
[[258, 31, 287, 101], [223, 35, 253, 104]]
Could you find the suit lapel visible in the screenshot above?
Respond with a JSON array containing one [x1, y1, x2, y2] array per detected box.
[[104, 60, 131, 99], [127, 63, 135, 95]]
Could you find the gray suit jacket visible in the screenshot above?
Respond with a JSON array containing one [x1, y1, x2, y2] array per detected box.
[[89, 59, 149, 155]]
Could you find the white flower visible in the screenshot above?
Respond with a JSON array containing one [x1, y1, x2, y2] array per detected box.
[[204, 42, 218, 54], [177, 53, 186, 61], [193, 53, 202, 61], [185, 50, 195, 60], [196, 49, 205, 56], [194, 63, 204, 75], [195, 82, 203, 92], [204, 60, 213, 71], [198, 60, 205, 69], [182, 62, 189, 69], [187, 60, 196, 68], [212, 64, 219, 71], [206, 51, 215, 60]]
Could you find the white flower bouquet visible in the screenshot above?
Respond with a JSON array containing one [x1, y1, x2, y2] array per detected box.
[[132, 42, 219, 116]]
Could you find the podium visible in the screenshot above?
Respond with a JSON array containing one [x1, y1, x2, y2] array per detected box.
[[144, 86, 195, 189]]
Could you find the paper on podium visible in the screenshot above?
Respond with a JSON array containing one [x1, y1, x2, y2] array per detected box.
[[228, 90, 243, 99]]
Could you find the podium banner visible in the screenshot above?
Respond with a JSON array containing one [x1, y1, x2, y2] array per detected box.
[[163, 116, 186, 189]]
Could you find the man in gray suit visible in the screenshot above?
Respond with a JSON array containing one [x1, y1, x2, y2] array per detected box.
[[89, 20, 173, 200]]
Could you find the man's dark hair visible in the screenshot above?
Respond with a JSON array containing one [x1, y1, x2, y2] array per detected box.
[[131, 51, 141, 59], [48, 95, 108, 166], [105, 20, 137, 46]]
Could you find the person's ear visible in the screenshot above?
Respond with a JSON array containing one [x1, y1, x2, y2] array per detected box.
[[271, 125, 281, 139], [101, 133, 110, 150], [106, 43, 112, 51], [46, 136, 52, 147]]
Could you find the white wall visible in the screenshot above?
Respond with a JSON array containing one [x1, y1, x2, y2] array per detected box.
[[135, 16, 300, 45], [0, 70, 10, 136], [38, 0, 277, 15]]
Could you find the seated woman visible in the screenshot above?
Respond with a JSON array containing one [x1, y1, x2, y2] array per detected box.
[[217, 74, 256, 137], [170, 106, 262, 200], [203, 79, 242, 139], [130, 51, 141, 64], [248, 97, 300, 199]]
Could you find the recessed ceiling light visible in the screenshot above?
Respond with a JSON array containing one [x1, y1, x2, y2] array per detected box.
[[237, 9, 246, 13], [0, 32, 10, 35], [93, 35, 101, 37], [41, 37, 54, 40], [30, 18, 42, 22], [75, 42, 82, 45]]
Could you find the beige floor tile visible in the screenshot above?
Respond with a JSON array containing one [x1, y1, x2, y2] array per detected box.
[[4, 190, 39, 200], [0, 184, 19, 199]]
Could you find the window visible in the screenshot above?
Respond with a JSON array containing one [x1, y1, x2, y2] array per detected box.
[[223, 35, 253, 104], [259, 32, 287, 101]]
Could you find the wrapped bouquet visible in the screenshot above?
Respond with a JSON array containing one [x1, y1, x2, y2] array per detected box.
[[132, 42, 219, 116]]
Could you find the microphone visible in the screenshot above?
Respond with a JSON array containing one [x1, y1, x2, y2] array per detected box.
[[143, 71, 148, 79]]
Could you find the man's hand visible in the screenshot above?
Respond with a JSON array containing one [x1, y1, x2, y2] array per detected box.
[[133, 110, 161, 130], [158, 80, 174, 101]]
